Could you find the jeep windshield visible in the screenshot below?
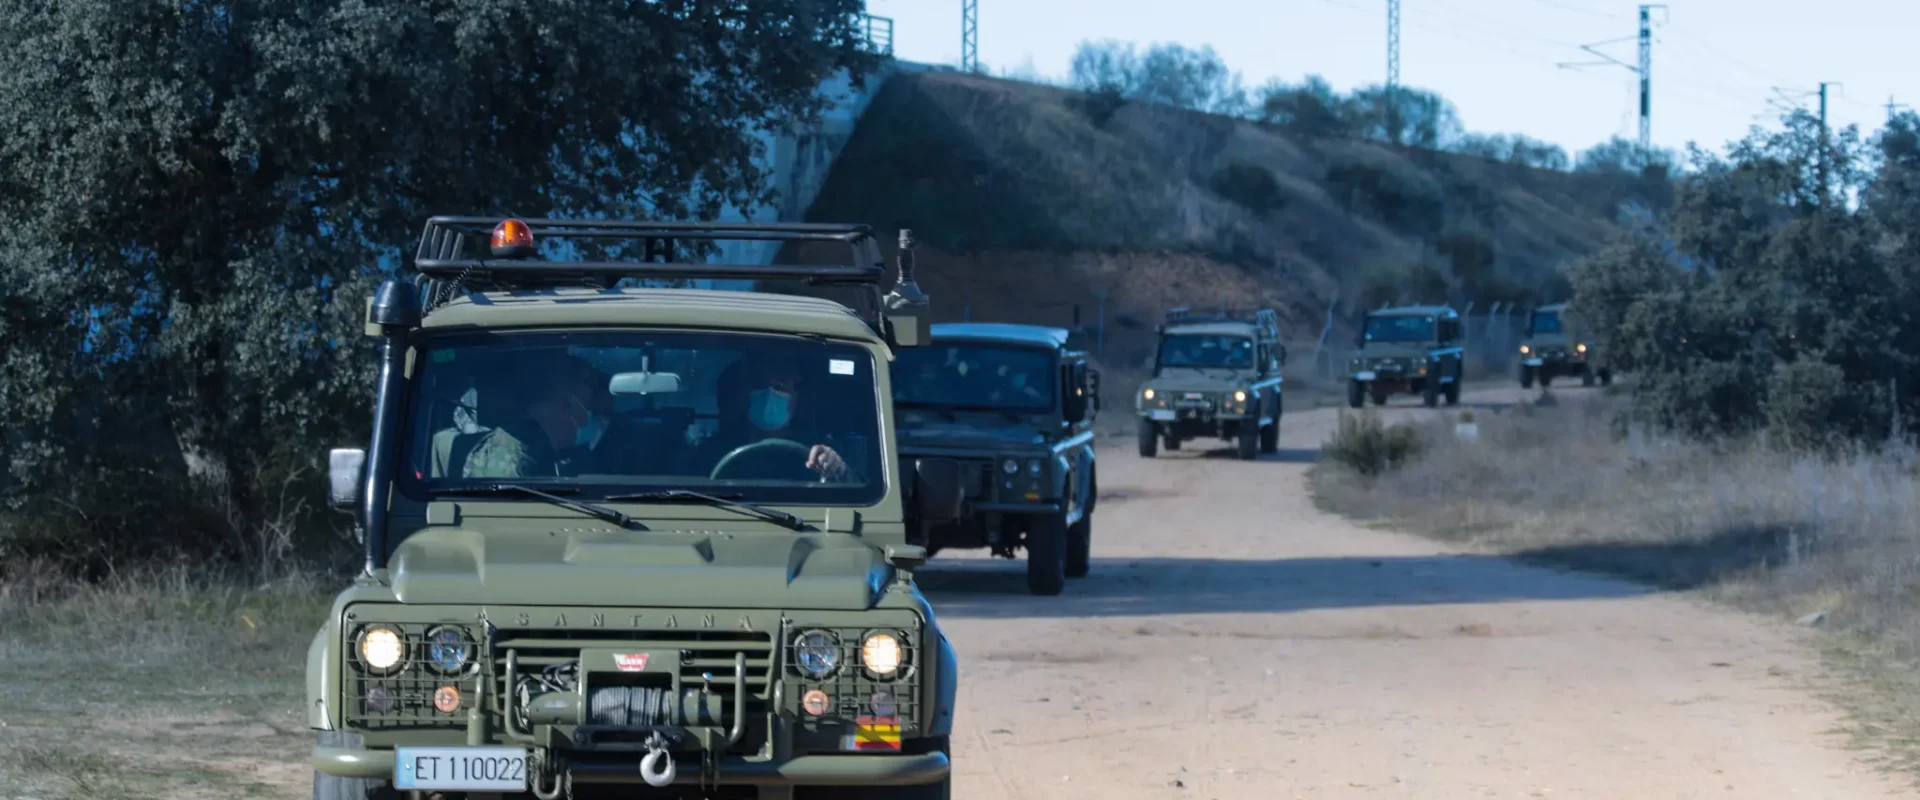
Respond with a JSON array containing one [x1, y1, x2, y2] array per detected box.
[[395, 329, 884, 507], [1363, 315, 1435, 343], [1156, 333, 1254, 369], [1529, 310, 1563, 335], [892, 343, 1056, 413]]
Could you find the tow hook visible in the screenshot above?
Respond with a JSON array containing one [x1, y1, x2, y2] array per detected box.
[[640, 731, 676, 787]]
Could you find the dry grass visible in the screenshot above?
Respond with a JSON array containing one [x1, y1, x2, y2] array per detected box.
[[1310, 391, 1920, 774], [0, 563, 330, 798]]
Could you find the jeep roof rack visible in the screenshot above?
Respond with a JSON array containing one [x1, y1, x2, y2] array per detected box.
[[1161, 306, 1280, 339]]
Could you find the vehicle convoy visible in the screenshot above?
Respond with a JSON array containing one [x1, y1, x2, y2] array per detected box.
[[1517, 302, 1610, 388], [309, 217, 959, 800], [1346, 304, 1465, 409], [890, 322, 1099, 597], [1134, 307, 1286, 460]]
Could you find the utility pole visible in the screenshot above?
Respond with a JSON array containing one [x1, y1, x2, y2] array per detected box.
[[960, 0, 979, 73], [1386, 0, 1402, 144], [1888, 96, 1912, 123], [1558, 4, 1666, 154], [1818, 81, 1840, 205]]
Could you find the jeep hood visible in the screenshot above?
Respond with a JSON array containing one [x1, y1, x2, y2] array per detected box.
[[1143, 368, 1257, 392], [386, 526, 888, 610]]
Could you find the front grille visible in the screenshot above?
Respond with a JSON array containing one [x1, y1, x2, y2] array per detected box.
[[1173, 391, 1216, 409], [781, 622, 924, 735], [342, 623, 485, 729]]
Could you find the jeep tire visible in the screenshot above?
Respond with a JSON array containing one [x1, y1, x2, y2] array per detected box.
[[1259, 400, 1280, 454], [1026, 511, 1068, 596], [1136, 418, 1157, 458], [1581, 368, 1596, 388], [1539, 372, 1554, 388], [1443, 376, 1460, 406], [1370, 389, 1388, 406], [313, 733, 402, 800], [1421, 377, 1440, 408], [1065, 471, 1093, 579], [1519, 365, 1534, 389], [1236, 421, 1259, 460], [1599, 368, 1614, 387], [1347, 380, 1365, 409]]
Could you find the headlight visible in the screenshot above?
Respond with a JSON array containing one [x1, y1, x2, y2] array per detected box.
[[1576, 343, 1588, 353], [356, 625, 405, 672], [1142, 387, 1156, 400], [1026, 459, 1042, 476], [1233, 390, 1248, 403], [861, 632, 903, 677], [794, 630, 840, 677], [424, 625, 473, 674], [1001, 459, 1019, 476], [1519, 344, 1530, 354]]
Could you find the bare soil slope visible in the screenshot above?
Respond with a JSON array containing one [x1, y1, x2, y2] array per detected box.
[[921, 390, 1916, 798]]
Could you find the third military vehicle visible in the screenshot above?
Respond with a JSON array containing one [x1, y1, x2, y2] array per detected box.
[[1134, 307, 1286, 460], [309, 217, 957, 799], [891, 323, 1099, 597], [1518, 302, 1611, 388], [1347, 304, 1465, 408]]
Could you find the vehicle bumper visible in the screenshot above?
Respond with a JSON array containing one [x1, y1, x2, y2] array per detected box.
[[972, 501, 1062, 514], [314, 744, 951, 787], [1139, 409, 1249, 423]]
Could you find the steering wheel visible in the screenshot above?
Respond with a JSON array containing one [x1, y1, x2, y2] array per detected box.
[[709, 438, 814, 481]]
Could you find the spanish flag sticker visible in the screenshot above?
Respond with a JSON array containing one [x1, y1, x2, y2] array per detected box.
[[847, 716, 902, 752]]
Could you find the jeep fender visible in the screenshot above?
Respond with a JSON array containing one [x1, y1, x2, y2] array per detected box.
[[928, 630, 959, 737], [306, 624, 333, 730]]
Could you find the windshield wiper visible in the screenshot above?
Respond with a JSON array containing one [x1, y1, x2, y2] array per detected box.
[[604, 489, 808, 531], [429, 484, 639, 529]]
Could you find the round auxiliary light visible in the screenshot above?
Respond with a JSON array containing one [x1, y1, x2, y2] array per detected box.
[[869, 691, 898, 718], [364, 685, 397, 713], [489, 218, 536, 258], [424, 626, 474, 674], [793, 630, 840, 677], [433, 685, 463, 714], [357, 625, 405, 673], [1001, 459, 1019, 476], [861, 632, 903, 677], [1027, 459, 1042, 476], [801, 689, 831, 717]]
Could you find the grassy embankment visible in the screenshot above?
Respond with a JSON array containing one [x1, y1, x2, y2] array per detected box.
[[1312, 391, 1920, 777]]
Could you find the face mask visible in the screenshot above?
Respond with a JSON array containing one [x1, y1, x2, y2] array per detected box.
[[569, 396, 609, 448], [453, 387, 488, 434], [747, 387, 793, 431]]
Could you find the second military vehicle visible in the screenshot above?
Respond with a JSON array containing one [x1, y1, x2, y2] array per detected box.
[[309, 217, 958, 799], [1518, 302, 1611, 388], [891, 323, 1099, 597], [1347, 304, 1465, 408], [1134, 307, 1286, 460]]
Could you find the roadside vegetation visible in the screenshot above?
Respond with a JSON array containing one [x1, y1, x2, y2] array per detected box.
[[1313, 106, 1920, 776]]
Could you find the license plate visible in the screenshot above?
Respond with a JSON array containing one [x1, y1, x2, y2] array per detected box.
[[1183, 392, 1203, 399], [394, 747, 529, 792], [1523, 358, 1543, 366], [1353, 371, 1376, 381], [1148, 409, 1176, 421]]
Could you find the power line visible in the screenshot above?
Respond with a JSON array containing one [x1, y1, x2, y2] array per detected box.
[[1557, 4, 1665, 152], [1889, 96, 1913, 123], [960, 0, 978, 73]]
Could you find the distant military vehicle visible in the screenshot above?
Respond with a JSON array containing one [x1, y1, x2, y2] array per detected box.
[[310, 218, 957, 799], [1518, 302, 1610, 388], [891, 323, 1098, 596], [1346, 304, 1464, 408], [1134, 307, 1286, 460]]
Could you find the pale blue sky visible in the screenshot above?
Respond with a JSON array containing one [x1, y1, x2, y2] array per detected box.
[[865, 0, 1918, 159]]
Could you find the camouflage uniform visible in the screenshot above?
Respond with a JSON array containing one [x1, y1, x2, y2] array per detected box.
[[459, 420, 558, 479]]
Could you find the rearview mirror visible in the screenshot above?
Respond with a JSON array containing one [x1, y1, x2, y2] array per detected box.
[[608, 371, 683, 395], [327, 448, 367, 513]]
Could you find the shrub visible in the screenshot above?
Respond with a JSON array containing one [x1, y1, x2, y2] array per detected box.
[[1208, 160, 1286, 213], [1323, 410, 1425, 476]]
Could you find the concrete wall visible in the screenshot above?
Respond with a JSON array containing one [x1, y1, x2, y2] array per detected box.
[[700, 60, 942, 289]]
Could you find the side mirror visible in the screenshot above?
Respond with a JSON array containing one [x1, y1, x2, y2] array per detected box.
[[1276, 344, 1288, 366], [1061, 364, 1088, 422], [1086, 368, 1102, 411], [886, 311, 931, 348], [884, 544, 929, 572], [327, 447, 367, 513], [910, 457, 964, 527]]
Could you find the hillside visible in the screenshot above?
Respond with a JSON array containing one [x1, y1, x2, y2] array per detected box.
[[780, 69, 1649, 381]]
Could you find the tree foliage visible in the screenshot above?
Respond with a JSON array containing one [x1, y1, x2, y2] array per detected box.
[[0, 0, 878, 568], [1067, 39, 1250, 116], [1570, 110, 1920, 444]]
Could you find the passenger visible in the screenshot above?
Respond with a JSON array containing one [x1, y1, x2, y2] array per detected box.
[[460, 356, 605, 479]]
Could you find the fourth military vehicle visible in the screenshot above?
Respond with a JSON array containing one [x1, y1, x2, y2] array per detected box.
[[1134, 307, 1286, 460], [309, 217, 957, 799], [1518, 302, 1611, 388], [891, 323, 1099, 597], [1347, 304, 1465, 408]]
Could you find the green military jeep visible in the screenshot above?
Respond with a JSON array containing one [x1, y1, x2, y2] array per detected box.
[[1134, 307, 1286, 460], [890, 323, 1099, 597], [1518, 302, 1611, 388], [310, 217, 957, 800], [1346, 304, 1465, 408]]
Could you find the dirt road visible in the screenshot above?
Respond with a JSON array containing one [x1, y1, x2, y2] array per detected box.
[[920, 386, 1916, 799]]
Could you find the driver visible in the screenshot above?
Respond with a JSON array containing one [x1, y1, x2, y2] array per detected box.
[[697, 355, 851, 481]]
